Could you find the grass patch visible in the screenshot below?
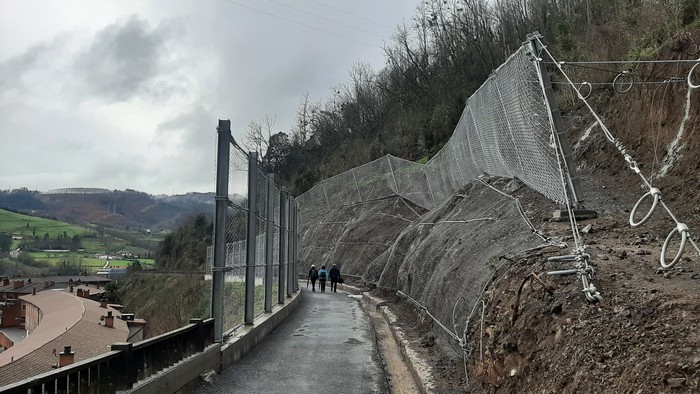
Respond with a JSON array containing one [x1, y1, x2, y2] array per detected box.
[[220, 281, 273, 332], [0, 209, 85, 238]]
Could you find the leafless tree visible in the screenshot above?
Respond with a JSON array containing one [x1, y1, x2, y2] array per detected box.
[[244, 115, 277, 163]]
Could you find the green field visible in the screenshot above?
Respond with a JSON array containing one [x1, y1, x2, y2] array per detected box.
[[0, 209, 158, 274], [0, 209, 86, 238], [20, 253, 156, 273]]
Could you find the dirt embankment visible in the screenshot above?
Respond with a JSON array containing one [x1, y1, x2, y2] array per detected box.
[[300, 31, 700, 393]]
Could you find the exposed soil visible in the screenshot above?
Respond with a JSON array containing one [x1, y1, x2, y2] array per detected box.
[[302, 31, 700, 393], [370, 174, 700, 393]]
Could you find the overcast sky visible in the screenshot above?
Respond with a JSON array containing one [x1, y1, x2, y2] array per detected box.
[[0, 0, 420, 195]]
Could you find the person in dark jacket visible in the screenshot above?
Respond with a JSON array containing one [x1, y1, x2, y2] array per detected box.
[[329, 264, 341, 292], [308, 265, 319, 292], [318, 265, 329, 293]]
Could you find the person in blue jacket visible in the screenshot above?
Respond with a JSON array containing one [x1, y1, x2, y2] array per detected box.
[[318, 265, 329, 293]]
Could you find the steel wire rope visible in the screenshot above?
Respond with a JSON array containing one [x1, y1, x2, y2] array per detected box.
[[536, 36, 700, 269], [266, 0, 385, 38], [413, 217, 495, 226], [396, 290, 461, 343], [554, 61, 687, 82], [459, 251, 534, 388], [452, 296, 467, 347], [219, 0, 382, 49], [550, 80, 685, 86], [308, 0, 395, 29], [550, 59, 700, 64], [549, 62, 687, 97], [476, 179, 550, 243]]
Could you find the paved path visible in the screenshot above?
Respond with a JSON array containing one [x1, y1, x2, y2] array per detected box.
[[198, 287, 389, 393]]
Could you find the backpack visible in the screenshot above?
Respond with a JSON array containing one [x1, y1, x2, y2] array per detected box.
[[310, 269, 318, 279], [319, 271, 326, 279]]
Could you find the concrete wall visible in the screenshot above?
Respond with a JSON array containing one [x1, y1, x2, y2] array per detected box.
[[0, 332, 13, 350], [126, 290, 302, 394], [220, 289, 301, 367]]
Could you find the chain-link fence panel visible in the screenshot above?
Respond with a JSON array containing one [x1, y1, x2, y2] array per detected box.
[[222, 148, 249, 333], [271, 186, 281, 305], [254, 199, 266, 318], [212, 122, 301, 340]]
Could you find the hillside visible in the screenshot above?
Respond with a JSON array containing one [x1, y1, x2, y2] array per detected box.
[[296, 17, 700, 394], [0, 188, 215, 231]]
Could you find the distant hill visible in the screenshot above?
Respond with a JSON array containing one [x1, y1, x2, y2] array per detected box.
[[0, 188, 217, 231]]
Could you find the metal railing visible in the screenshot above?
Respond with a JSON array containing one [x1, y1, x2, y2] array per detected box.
[[0, 318, 215, 394]]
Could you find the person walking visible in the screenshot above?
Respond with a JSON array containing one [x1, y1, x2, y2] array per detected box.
[[318, 265, 329, 293], [308, 265, 319, 292], [329, 264, 341, 292]]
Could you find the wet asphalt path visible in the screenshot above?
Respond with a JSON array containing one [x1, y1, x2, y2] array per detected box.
[[198, 286, 388, 393]]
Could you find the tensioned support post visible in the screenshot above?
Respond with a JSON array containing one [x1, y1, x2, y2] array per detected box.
[[244, 152, 258, 325], [212, 119, 231, 342], [264, 173, 275, 313], [293, 200, 299, 291], [278, 190, 287, 304], [528, 32, 585, 208], [286, 197, 294, 297]]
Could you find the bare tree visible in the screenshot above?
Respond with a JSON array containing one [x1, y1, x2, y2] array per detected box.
[[293, 92, 314, 145], [244, 115, 277, 163]]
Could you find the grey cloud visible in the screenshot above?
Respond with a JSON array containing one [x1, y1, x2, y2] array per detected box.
[[0, 34, 70, 91], [75, 15, 178, 102], [0, 44, 46, 89], [82, 153, 151, 188], [156, 105, 214, 149], [154, 105, 217, 190]]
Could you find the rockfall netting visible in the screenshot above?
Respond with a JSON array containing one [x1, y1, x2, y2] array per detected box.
[[296, 44, 566, 235]]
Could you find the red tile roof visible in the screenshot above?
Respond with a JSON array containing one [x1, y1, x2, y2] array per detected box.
[[0, 289, 128, 385]]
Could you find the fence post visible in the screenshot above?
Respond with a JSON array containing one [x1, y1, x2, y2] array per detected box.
[[111, 342, 135, 390], [293, 201, 299, 291], [264, 173, 275, 312], [279, 190, 287, 303], [212, 120, 230, 342], [245, 152, 258, 324], [528, 32, 584, 207], [287, 198, 295, 296]]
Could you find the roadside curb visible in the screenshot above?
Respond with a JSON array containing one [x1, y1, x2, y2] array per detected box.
[[343, 284, 435, 393]]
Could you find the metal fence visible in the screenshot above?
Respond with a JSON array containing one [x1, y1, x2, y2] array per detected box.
[[210, 120, 299, 341], [296, 39, 581, 239]]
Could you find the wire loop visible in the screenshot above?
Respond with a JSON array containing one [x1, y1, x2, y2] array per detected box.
[[613, 71, 633, 93], [576, 82, 592, 99], [687, 60, 700, 89], [661, 223, 689, 268], [629, 188, 660, 227]]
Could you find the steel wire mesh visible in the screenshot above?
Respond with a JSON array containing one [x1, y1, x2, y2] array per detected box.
[[254, 168, 268, 317], [222, 147, 249, 332], [296, 44, 568, 224], [271, 186, 281, 304]]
